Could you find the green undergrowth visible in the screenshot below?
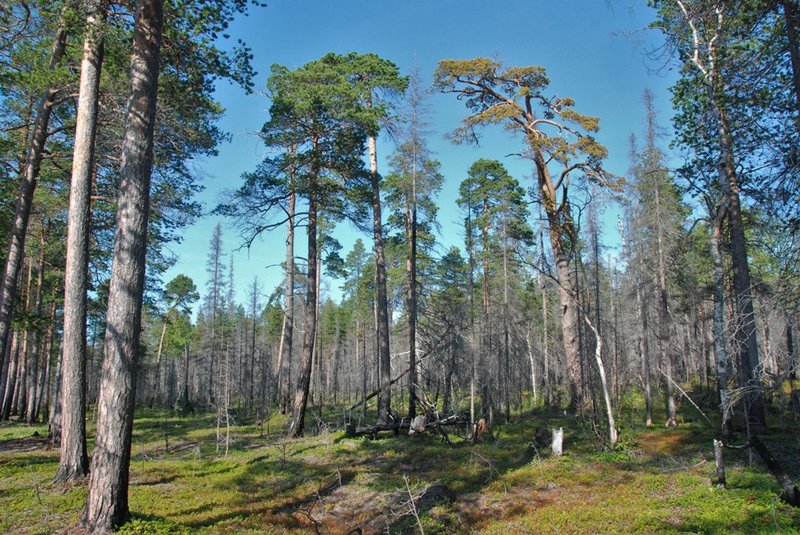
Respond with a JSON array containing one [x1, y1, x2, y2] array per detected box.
[[1, 406, 798, 534]]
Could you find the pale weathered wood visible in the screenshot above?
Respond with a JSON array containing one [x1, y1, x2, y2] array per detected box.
[[552, 427, 563, 457], [713, 439, 726, 488]]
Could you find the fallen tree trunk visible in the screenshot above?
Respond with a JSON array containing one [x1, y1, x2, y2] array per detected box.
[[347, 416, 468, 438], [749, 436, 800, 506]]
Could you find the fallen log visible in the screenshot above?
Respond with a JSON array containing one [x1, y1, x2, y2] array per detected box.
[[749, 436, 800, 506], [347, 333, 449, 412], [347, 416, 468, 438]]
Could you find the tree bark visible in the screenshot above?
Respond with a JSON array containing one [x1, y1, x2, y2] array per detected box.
[[585, 315, 617, 448], [2, 333, 20, 419], [288, 184, 316, 438], [57, 0, 105, 482], [24, 239, 45, 423], [710, 203, 733, 438], [81, 0, 162, 530], [715, 100, 766, 429], [535, 152, 582, 412], [405, 163, 418, 420], [0, 4, 70, 386], [502, 224, 511, 423], [369, 135, 392, 424]]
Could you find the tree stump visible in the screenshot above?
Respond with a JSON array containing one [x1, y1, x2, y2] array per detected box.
[[408, 415, 426, 436], [552, 427, 563, 457], [713, 439, 726, 488]]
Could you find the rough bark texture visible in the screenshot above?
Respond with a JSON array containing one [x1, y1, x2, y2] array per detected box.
[[288, 189, 316, 438], [369, 135, 392, 424], [56, 0, 106, 483], [0, 7, 69, 376], [81, 0, 162, 530], [535, 153, 582, 412]]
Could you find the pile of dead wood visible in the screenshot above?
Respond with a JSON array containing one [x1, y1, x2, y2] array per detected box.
[[345, 414, 469, 444]]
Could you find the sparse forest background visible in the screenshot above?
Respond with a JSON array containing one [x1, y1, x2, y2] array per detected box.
[[1, 0, 800, 533]]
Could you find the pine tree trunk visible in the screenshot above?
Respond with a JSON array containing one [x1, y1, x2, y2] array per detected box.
[[369, 135, 392, 424], [288, 182, 317, 438], [56, 0, 105, 482], [714, 95, 766, 429], [711, 203, 733, 437], [49, 337, 63, 443], [2, 334, 20, 419], [502, 226, 511, 423], [406, 178, 418, 420], [534, 153, 582, 412], [636, 275, 653, 426], [35, 303, 56, 422], [153, 318, 167, 405], [585, 315, 617, 448], [654, 184, 677, 428], [15, 260, 33, 419], [181, 345, 190, 408], [81, 0, 162, 530], [0, 6, 70, 373]]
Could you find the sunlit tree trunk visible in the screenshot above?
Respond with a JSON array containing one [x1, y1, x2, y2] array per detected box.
[[369, 135, 392, 424], [289, 177, 317, 437], [585, 315, 617, 448], [81, 0, 162, 529], [56, 0, 106, 483], [535, 153, 582, 412]]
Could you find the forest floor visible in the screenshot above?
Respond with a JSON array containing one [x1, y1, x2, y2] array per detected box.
[[1, 398, 799, 534]]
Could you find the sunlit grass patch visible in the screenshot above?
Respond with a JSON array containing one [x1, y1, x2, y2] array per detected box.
[[1, 406, 798, 533]]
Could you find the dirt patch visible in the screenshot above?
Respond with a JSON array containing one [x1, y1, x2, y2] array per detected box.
[[284, 473, 455, 534], [449, 482, 560, 530], [0, 434, 51, 454]]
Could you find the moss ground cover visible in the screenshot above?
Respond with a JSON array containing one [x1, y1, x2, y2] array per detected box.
[[1, 405, 798, 534]]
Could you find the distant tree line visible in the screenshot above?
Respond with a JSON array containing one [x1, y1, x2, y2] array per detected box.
[[0, 0, 798, 531]]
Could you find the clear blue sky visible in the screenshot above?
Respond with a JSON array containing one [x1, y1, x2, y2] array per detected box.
[[161, 0, 679, 313]]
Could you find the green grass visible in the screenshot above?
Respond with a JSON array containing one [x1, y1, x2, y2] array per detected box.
[[1, 405, 799, 534]]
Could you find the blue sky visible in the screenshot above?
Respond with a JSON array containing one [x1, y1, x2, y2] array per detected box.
[[161, 0, 679, 312]]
